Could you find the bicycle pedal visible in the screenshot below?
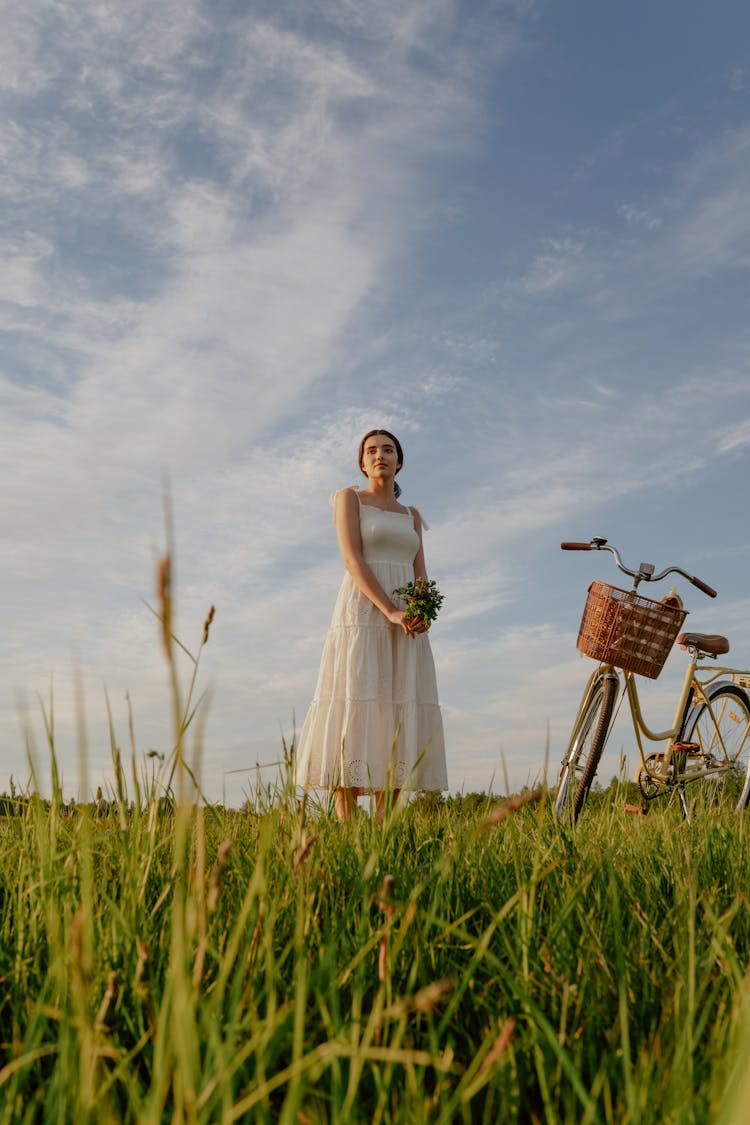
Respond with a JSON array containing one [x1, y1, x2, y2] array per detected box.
[[671, 742, 700, 756]]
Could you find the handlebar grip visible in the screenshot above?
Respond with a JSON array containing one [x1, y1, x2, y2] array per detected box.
[[691, 575, 717, 598], [560, 542, 592, 551]]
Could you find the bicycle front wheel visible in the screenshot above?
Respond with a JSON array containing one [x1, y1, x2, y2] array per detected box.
[[681, 683, 750, 811], [555, 673, 618, 824]]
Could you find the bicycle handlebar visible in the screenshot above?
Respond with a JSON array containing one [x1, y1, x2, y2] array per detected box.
[[690, 575, 718, 598], [560, 537, 717, 598]]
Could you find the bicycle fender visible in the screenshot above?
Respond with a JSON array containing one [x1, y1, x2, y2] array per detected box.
[[696, 680, 749, 705]]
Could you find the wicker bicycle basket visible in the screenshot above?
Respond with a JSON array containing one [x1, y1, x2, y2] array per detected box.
[[577, 581, 688, 679]]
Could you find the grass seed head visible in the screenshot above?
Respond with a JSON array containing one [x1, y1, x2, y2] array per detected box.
[[156, 554, 172, 658], [202, 604, 216, 645], [377, 874, 396, 913], [412, 979, 454, 1014], [134, 942, 149, 991], [208, 839, 233, 912]]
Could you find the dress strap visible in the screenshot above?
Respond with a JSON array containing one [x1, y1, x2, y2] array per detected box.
[[410, 505, 430, 531], [329, 489, 429, 527], [329, 486, 361, 521]]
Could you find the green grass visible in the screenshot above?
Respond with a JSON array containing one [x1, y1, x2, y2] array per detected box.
[[3, 777, 750, 1123], [2, 550, 750, 1123]]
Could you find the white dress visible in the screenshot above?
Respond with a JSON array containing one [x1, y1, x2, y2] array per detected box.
[[295, 492, 447, 792]]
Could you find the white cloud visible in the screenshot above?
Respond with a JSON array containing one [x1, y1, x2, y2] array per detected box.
[[520, 237, 585, 294], [618, 203, 662, 230], [673, 182, 750, 274], [730, 67, 748, 94], [716, 417, 750, 454], [508, 123, 750, 322]]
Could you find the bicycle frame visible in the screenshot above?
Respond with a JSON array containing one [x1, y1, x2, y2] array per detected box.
[[587, 655, 750, 789]]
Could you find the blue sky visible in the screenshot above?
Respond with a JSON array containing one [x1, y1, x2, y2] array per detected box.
[[3, 0, 750, 803]]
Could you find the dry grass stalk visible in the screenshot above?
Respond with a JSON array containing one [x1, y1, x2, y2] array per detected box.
[[156, 554, 172, 659], [377, 874, 396, 913], [133, 941, 154, 1030], [378, 937, 388, 983], [413, 978, 454, 1012], [293, 834, 318, 867], [382, 979, 454, 1020], [246, 910, 264, 973], [95, 971, 118, 1031], [207, 839, 233, 913], [480, 1017, 516, 1070], [378, 874, 396, 983], [70, 909, 89, 989], [480, 788, 544, 829], [134, 941, 149, 993]]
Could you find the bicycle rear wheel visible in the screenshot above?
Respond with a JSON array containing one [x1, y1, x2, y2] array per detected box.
[[681, 683, 750, 811], [555, 673, 618, 824]]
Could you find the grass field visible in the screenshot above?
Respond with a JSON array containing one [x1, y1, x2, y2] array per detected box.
[[3, 764, 750, 1123], [2, 564, 750, 1123]]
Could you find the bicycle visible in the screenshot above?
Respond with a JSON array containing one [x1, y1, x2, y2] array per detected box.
[[554, 536, 750, 824]]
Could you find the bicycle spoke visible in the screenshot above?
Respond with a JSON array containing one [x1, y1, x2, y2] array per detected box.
[[555, 675, 617, 824], [681, 684, 750, 811]]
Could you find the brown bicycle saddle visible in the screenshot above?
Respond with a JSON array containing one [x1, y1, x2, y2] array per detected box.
[[678, 633, 729, 656]]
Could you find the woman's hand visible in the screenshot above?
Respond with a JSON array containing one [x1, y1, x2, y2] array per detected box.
[[409, 617, 430, 635], [387, 607, 413, 635], [387, 607, 429, 635]]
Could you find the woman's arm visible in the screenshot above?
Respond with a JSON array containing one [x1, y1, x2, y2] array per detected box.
[[334, 490, 413, 633], [411, 507, 428, 584], [407, 508, 430, 634]]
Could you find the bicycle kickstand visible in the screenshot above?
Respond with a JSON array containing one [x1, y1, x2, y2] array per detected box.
[[677, 783, 691, 824]]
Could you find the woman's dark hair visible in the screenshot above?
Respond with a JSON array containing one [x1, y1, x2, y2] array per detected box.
[[358, 429, 404, 498]]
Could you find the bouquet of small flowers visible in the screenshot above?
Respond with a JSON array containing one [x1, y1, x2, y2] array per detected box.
[[392, 578, 445, 629]]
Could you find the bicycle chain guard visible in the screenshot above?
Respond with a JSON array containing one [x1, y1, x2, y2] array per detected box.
[[637, 743, 701, 800]]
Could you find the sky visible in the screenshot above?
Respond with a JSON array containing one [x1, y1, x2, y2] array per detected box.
[[3, 0, 750, 805]]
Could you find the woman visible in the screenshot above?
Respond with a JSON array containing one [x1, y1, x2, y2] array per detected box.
[[295, 429, 447, 821]]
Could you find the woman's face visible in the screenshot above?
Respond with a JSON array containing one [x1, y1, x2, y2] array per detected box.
[[360, 433, 401, 483]]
